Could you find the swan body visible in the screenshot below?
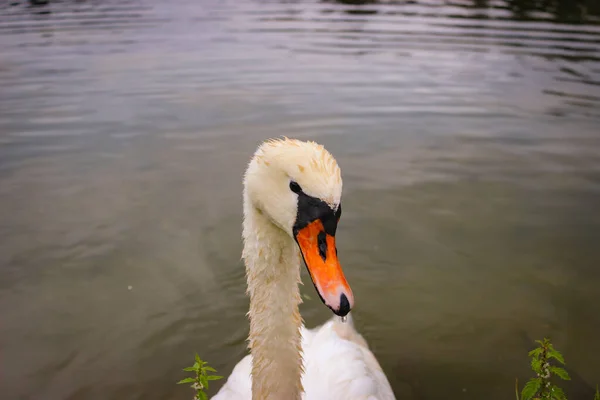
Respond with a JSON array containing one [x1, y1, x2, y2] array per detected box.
[[213, 138, 395, 400], [213, 314, 394, 400]]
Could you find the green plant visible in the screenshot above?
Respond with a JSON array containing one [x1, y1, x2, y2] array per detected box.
[[177, 353, 223, 400], [594, 385, 599, 400], [517, 338, 571, 400]]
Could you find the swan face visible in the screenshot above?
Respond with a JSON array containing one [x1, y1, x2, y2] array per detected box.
[[244, 138, 354, 316]]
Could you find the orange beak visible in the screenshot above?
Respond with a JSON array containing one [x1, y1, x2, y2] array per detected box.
[[295, 219, 354, 316]]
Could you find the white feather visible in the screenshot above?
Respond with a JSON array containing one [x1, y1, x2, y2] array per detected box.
[[213, 314, 395, 400]]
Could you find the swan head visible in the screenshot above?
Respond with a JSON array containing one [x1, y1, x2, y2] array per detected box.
[[244, 137, 354, 317]]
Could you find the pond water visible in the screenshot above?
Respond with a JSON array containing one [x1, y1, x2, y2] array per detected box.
[[1, 0, 599, 399]]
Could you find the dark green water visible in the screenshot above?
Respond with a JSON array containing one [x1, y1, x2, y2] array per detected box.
[[1, 0, 599, 399]]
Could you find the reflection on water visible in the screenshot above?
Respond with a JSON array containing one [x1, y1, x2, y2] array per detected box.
[[0, 0, 599, 399]]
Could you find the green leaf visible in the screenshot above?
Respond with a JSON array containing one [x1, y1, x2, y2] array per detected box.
[[207, 375, 224, 380], [550, 366, 570, 381], [195, 353, 201, 364], [531, 358, 542, 373], [177, 377, 196, 385], [193, 362, 200, 369], [528, 348, 543, 358], [197, 391, 208, 400], [547, 349, 565, 365], [549, 385, 567, 400], [199, 375, 208, 388], [203, 366, 217, 373], [521, 378, 542, 400], [183, 366, 196, 372]]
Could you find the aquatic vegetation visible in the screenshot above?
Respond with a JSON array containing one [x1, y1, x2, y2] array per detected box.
[[177, 354, 223, 400], [517, 338, 570, 400]]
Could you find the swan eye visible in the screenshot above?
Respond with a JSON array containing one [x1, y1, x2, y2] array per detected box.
[[289, 181, 302, 194]]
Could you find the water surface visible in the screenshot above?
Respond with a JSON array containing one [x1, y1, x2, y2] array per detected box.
[[1, 0, 599, 399]]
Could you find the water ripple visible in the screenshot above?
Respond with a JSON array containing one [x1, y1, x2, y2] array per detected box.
[[1, 1, 599, 400]]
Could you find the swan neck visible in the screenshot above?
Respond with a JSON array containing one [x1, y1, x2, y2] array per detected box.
[[243, 203, 304, 400]]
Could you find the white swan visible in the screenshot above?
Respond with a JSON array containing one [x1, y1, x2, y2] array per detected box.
[[213, 138, 395, 400]]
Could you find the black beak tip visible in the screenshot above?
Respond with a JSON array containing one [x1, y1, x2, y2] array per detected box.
[[334, 293, 351, 317]]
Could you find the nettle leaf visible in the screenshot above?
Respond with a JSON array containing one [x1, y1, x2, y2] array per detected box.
[[550, 366, 570, 381], [521, 378, 542, 400], [547, 349, 565, 365], [177, 377, 196, 385], [183, 366, 196, 372], [195, 353, 201, 364], [528, 348, 543, 358], [194, 390, 208, 400], [207, 375, 224, 381], [200, 375, 209, 388], [549, 385, 567, 400], [531, 358, 542, 373], [193, 362, 200, 369], [203, 366, 217, 373]]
